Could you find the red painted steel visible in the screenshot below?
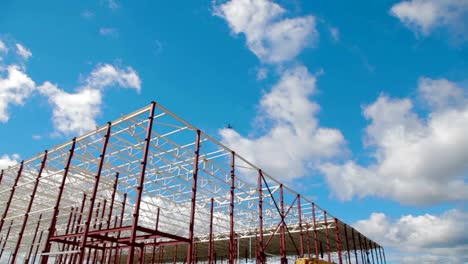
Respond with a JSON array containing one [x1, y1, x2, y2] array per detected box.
[[41, 138, 77, 264], [298, 194, 304, 258], [11, 151, 48, 262], [305, 222, 311, 258], [78, 122, 112, 263], [257, 170, 265, 264], [343, 224, 351, 264], [127, 102, 156, 264], [186, 129, 201, 264], [351, 228, 358, 264], [0, 161, 24, 233], [25, 214, 42, 263], [0, 220, 13, 259], [324, 211, 331, 262], [334, 218, 343, 264], [312, 203, 319, 258], [279, 184, 287, 264]]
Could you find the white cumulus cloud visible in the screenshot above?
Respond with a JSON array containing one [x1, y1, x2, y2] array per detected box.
[[320, 77, 468, 205], [0, 154, 20, 170], [353, 210, 468, 263], [0, 65, 35, 122], [214, 0, 317, 63], [15, 43, 32, 60], [38, 64, 141, 135], [220, 66, 345, 182], [390, 0, 468, 37]]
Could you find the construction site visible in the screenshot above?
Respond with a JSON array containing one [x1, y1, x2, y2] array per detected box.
[[0, 102, 386, 264]]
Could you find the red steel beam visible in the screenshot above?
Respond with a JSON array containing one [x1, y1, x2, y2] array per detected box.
[[351, 228, 358, 264], [0, 220, 13, 259], [32, 230, 44, 264], [279, 184, 286, 264], [87, 201, 101, 263], [25, 214, 42, 263], [358, 233, 365, 264], [186, 129, 201, 264], [11, 151, 48, 263], [71, 194, 87, 264], [312, 203, 319, 258], [0, 161, 24, 233], [78, 122, 112, 263], [41, 138, 77, 264], [127, 102, 156, 264], [306, 222, 311, 258], [343, 224, 351, 264], [57, 207, 74, 264], [324, 211, 331, 262], [298, 194, 304, 258], [334, 218, 343, 264], [257, 170, 265, 264]]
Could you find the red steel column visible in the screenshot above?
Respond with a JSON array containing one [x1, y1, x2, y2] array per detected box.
[[57, 207, 74, 264], [41, 138, 77, 264], [334, 218, 343, 264], [127, 102, 156, 264], [312, 203, 319, 258], [79, 122, 112, 263], [0, 161, 24, 233], [358, 234, 365, 264], [297, 194, 304, 257], [343, 224, 351, 264], [186, 129, 202, 264], [0, 169, 3, 185], [115, 193, 127, 264], [208, 198, 214, 264], [12, 151, 48, 262], [305, 222, 310, 258], [279, 184, 286, 264], [229, 151, 236, 264], [32, 230, 44, 264], [324, 211, 331, 262], [71, 194, 88, 264], [351, 229, 358, 264], [0, 220, 13, 259], [257, 170, 265, 264], [25, 214, 42, 263]]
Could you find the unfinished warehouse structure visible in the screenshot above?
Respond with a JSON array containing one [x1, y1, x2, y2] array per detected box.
[[0, 102, 386, 264]]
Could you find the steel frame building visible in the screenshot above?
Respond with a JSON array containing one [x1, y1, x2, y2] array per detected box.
[[0, 102, 385, 264]]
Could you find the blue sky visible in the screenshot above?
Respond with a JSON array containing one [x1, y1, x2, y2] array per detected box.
[[0, 0, 467, 262]]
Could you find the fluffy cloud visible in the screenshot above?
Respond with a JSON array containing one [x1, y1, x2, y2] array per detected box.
[[87, 63, 141, 91], [354, 210, 468, 263], [320, 77, 468, 205], [0, 154, 20, 170], [15, 43, 32, 60], [38, 82, 102, 135], [214, 0, 317, 63], [220, 66, 345, 181], [38, 64, 141, 135], [0, 65, 35, 122], [390, 0, 468, 36]]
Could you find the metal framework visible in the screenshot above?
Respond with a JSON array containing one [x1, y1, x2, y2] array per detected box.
[[0, 101, 386, 264]]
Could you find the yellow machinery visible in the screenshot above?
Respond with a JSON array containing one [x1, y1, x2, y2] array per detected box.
[[296, 258, 335, 264]]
